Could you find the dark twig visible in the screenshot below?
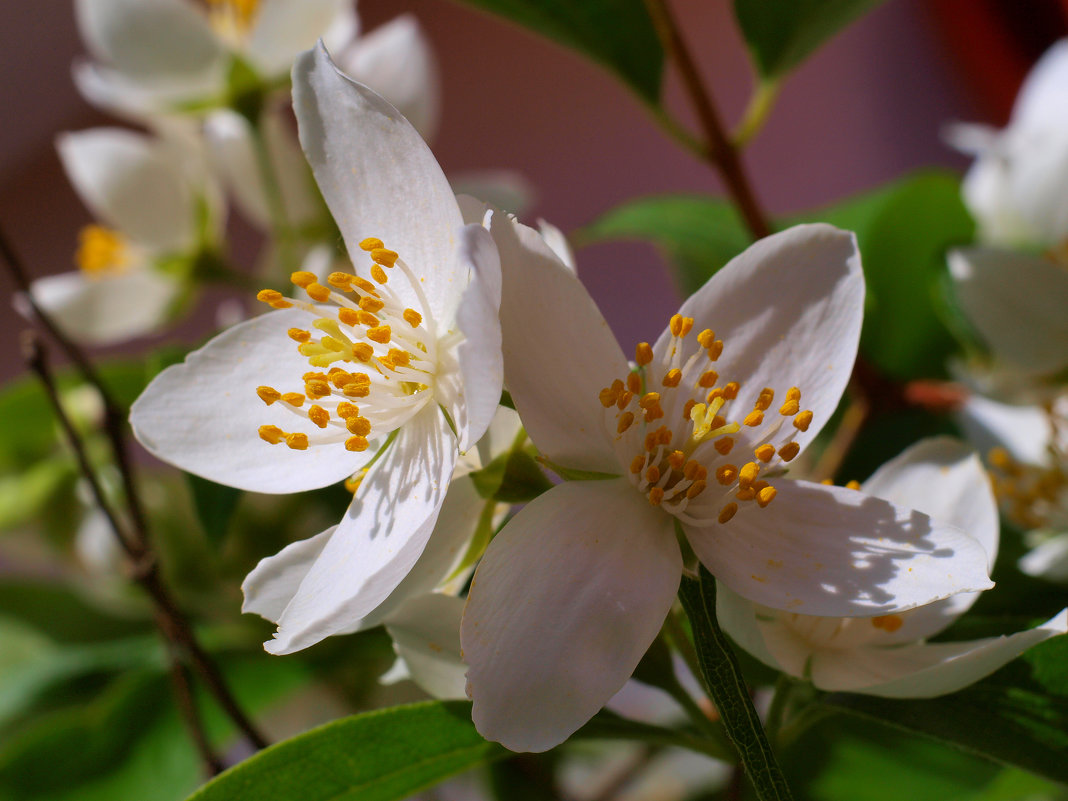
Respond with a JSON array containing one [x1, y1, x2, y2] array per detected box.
[[643, 0, 772, 240], [165, 640, 226, 776]]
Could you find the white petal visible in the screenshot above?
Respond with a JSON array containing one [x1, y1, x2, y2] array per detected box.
[[130, 308, 368, 493], [452, 224, 503, 451], [956, 394, 1053, 468], [28, 268, 179, 346], [246, 0, 353, 78], [463, 479, 681, 752], [384, 593, 467, 700], [1019, 534, 1068, 582], [266, 408, 456, 654], [450, 171, 536, 217], [1010, 40, 1068, 133], [74, 0, 222, 83], [72, 61, 173, 120], [812, 609, 1068, 696], [536, 219, 576, 272], [58, 129, 195, 253], [489, 211, 626, 474], [242, 526, 335, 622], [685, 479, 993, 617], [948, 248, 1068, 374], [959, 147, 1037, 245], [292, 43, 466, 323], [337, 15, 441, 142], [659, 224, 863, 453], [715, 582, 787, 671]]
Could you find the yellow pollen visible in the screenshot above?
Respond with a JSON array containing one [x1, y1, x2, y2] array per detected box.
[[630, 455, 646, 474], [367, 325, 391, 344], [872, 614, 904, 632], [616, 391, 633, 410], [75, 224, 128, 275], [359, 237, 384, 251], [353, 277, 377, 293], [305, 283, 330, 302], [359, 296, 385, 313], [739, 461, 760, 487], [337, 402, 358, 418], [288, 328, 311, 343], [736, 487, 756, 501], [678, 317, 694, 337], [778, 442, 801, 462], [635, 343, 653, 366], [307, 405, 330, 428], [345, 436, 370, 452], [327, 272, 354, 288], [290, 271, 316, 288], [344, 474, 364, 494], [281, 392, 305, 406], [697, 329, 715, 348], [754, 444, 776, 462], [617, 411, 635, 433], [845, 480, 861, 491], [682, 398, 697, 420], [343, 384, 370, 398], [794, 410, 813, 432], [338, 308, 360, 326], [387, 349, 411, 366], [256, 386, 281, 405], [780, 399, 800, 416], [346, 416, 372, 436], [256, 289, 292, 309], [371, 248, 399, 267], [686, 480, 707, 500], [707, 340, 724, 361], [648, 487, 665, 506], [755, 388, 775, 411], [662, 369, 682, 387], [716, 465, 738, 485], [756, 486, 777, 508], [258, 425, 284, 444], [303, 371, 327, 381], [639, 392, 661, 410], [718, 503, 738, 523], [371, 264, 388, 284], [669, 314, 693, 337], [403, 308, 422, 328], [988, 447, 1013, 470], [668, 450, 686, 470], [627, 373, 642, 394], [698, 370, 719, 388], [821, 478, 834, 485], [786, 387, 801, 401], [285, 433, 309, 450], [599, 382, 621, 408], [352, 343, 374, 361], [714, 436, 734, 455], [723, 382, 739, 400], [645, 465, 661, 483], [744, 410, 764, 427], [305, 380, 331, 398]]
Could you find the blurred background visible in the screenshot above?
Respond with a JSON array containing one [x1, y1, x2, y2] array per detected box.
[[1, 0, 1064, 382]]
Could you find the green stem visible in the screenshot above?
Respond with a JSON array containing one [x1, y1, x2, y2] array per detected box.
[[678, 568, 794, 801], [764, 673, 794, 745], [733, 79, 780, 147]]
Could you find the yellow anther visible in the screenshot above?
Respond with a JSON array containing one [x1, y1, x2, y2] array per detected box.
[[345, 436, 370, 452], [344, 474, 364, 494], [328, 271, 355, 288], [639, 392, 661, 410], [343, 384, 370, 398], [755, 444, 776, 463], [256, 386, 281, 405], [678, 317, 693, 337], [371, 248, 399, 267], [359, 237, 384, 251], [668, 450, 687, 470], [303, 371, 328, 381], [305, 283, 331, 303], [346, 416, 372, 436], [627, 372, 642, 394], [290, 271, 316, 288], [403, 308, 422, 328], [793, 410, 813, 432], [353, 276, 377, 293], [682, 398, 697, 421], [359, 296, 385, 313], [635, 342, 654, 366], [697, 329, 715, 348], [256, 289, 284, 305], [714, 436, 735, 455], [658, 427, 672, 445], [307, 405, 330, 428], [328, 370, 352, 388], [707, 388, 724, 402], [387, 349, 411, 367], [718, 503, 739, 523], [285, 432, 309, 450], [305, 380, 331, 398], [357, 310, 380, 327], [736, 486, 756, 501], [755, 388, 775, 411], [780, 399, 800, 416], [337, 401, 359, 418], [786, 387, 801, 402], [756, 485, 777, 508], [820, 478, 834, 485], [686, 480, 707, 500], [744, 410, 764, 427], [258, 425, 284, 444], [616, 391, 633, 410], [871, 614, 904, 632], [371, 264, 388, 284], [617, 411, 635, 433], [723, 382, 739, 399], [337, 308, 359, 327], [288, 328, 311, 343], [716, 465, 738, 485], [599, 385, 620, 408], [648, 487, 665, 506], [352, 343, 374, 362], [662, 369, 682, 387], [630, 455, 645, 474], [76, 224, 127, 275], [367, 325, 391, 344], [845, 480, 861, 491], [739, 461, 760, 487], [645, 465, 661, 484], [698, 370, 719, 388], [281, 392, 305, 407], [707, 340, 724, 361], [988, 447, 1013, 470], [778, 442, 801, 462]]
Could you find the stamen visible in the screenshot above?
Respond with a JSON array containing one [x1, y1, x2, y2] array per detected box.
[[754, 444, 776, 463], [617, 411, 635, 433], [756, 486, 777, 507], [718, 503, 738, 523], [714, 436, 734, 455], [778, 442, 800, 462], [648, 487, 665, 506], [290, 271, 316, 288], [793, 410, 813, 432], [744, 410, 764, 427], [635, 342, 653, 366], [359, 237, 384, 251], [256, 386, 281, 405], [308, 405, 330, 428], [662, 369, 682, 387], [345, 436, 370, 452], [403, 308, 423, 328], [285, 433, 309, 450], [258, 425, 284, 444]]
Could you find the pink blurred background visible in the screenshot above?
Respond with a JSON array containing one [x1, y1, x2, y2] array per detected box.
[[0, 0, 1057, 384]]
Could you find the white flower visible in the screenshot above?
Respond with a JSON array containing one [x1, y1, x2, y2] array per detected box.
[[130, 43, 502, 654], [461, 221, 994, 752], [23, 128, 222, 345], [948, 39, 1068, 246], [718, 437, 1067, 696]]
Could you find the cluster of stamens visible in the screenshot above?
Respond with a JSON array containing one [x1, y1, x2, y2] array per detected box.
[[988, 447, 1068, 530], [598, 313, 815, 525], [205, 0, 260, 39], [75, 224, 128, 277], [254, 237, 437, 456]]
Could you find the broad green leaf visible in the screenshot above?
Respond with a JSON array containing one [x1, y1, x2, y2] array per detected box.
[[0, 580, 152, 643], [451, 0, 664, 104], [576, 194, 750, 295], [185, 474, 243, 546], [186, 701, 507, 801], [734, 0, 888, 79], [0, 459, 73, 530]]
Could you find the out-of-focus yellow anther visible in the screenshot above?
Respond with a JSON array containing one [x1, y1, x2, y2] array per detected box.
[[757, 485, 777, 508], [739, 461, 760, 487], [698, 370, 718, 388], [345, 435, 369, 452], [719, 503, 738, 523], [76, 224, 128, 275], [258, 425, 284, 444], [682, 398, 697, 420], [288, 328, 311, 343], [635, 342, 654, 366], [820, 478, 834, 485], [256, 289, 287, 306], [403, 308, 422, 328], [723, 382, 739, 399], [630, 455, 645, 474], [360, 237, 384, 251], [645, 465, 661, 484], [369, 264, 387, 284], [627, 373, 642, 394], [715, 436, 735, 455], [648, 487, 665, 506], [344, 472, 365, 493], [307, 405, 330, 428], [686, 480, 707, 500], [256, 386, 281, 405], [359, 296, 385, 313], [616, 391, 633, 410], [744, 410, 764, 427], [697, 329, 715, 348], [988, 447, 1013, 470], [845, 480, 861, 491], [872, 614, 904, 632], [290, 271, 316, 288], [617, 411, 635, 433], [755, 388, 774, 411], [716, 464, 738, 485], [285, 433, 309, 450], [281, 392, 304, 406], [668, 450, 686, 470], [736, 486, 756, 501], [755, 444, 776, 462], [305, 380, 331, 398], [662, 368, 682, 387], [368, 325, 391, 344], [599, 380, 622, 408], [793, 410, 813, 432], [639, 392, 660, 410], [778, 442, 800, 462], [352, 343, 374, 361], [353, 276, 377, 294], [707, 340, 724, 361]]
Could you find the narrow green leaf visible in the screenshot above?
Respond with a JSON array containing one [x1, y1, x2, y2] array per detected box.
[[451, 0, 664, 104], [185, 474, 243, 546], [734, 0, 888, 79], [186, 701, 507, 801], [0, 580, 152, 643], [678, 569, 794, 800], [470, 450, 552, 503]]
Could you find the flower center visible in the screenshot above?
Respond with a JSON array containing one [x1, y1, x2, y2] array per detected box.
[[597, 313, 815, 525], [205, 0, 260, 43], [988, 446, 1068, 530], [253, 238, 439, 454], [75, 225, 129, 277]]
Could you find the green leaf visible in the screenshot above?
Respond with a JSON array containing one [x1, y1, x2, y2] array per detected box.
[[0, 580, 152, 643], [185, 474, 243, 546], [576, 194, 750, 295], [678, 569, 794, 800], [186, 700, 506, 801], [452, 0, 664, 104], [734, 0, 888, 79], [469, 449, 552, 503], [0, 459, 73, 530]]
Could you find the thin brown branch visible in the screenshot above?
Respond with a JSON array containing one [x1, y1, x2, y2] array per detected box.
[[643, 0, 772, 240], [164, 640, 226, 776]]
